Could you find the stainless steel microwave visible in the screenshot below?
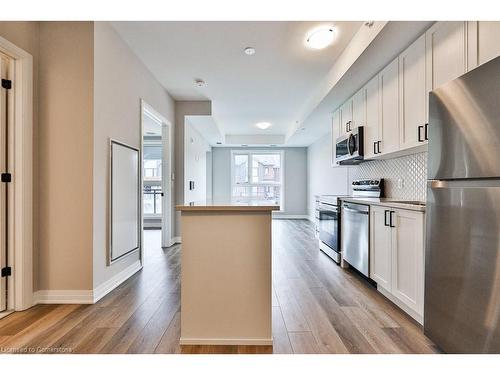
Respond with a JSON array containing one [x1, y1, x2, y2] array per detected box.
[[335, 126, 364, 165]]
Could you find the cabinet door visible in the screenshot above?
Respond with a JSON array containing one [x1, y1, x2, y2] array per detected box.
[[426, 21, 467, 92], [391, 209, 425, 316], [339, 99, 352, 136], [331, 109, 341, 166], [369, 206, 392, 291], [477, 22, 500, 65], [364, 74, 380, 159], [352, 87, 366, 129], [399, 34, 427, 150], [379, 58, 400, 155]]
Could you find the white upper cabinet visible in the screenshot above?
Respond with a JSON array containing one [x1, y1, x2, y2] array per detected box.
[[425, 21, 467, 92], [399, 34, 428, 150], [467, 21, 500, 70], [352, 87, 366, 129], [339, 99, 353, 136], [364, 74, 380, 159], [331, 109, 341, 166], [378, 58, 400, 155]]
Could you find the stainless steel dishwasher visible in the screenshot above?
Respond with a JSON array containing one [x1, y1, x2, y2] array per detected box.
[[341, 202, 369, 277]]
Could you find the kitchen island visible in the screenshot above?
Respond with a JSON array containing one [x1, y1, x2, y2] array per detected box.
[[176, 200, 279, 346]]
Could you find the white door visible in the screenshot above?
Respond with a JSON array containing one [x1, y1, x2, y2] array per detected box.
[[339, 99, 352, 136], [352, 87, 366, 129], [0, 55, 8, 312], [369, 205, 392, 291], [379, 58, 400, 155], [364, 74, 380, 159], [331, 109, 340, 166], [391, 209, 425, 316], [426, 21, 467, 92], [399, 34, 428, 149]]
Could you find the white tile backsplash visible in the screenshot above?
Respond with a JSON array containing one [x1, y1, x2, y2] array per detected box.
[[349, 152, 427, 201]]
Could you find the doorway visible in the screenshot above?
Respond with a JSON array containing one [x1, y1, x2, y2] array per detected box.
[[0, 52, 11, 313], [140, 100, 173, 262]]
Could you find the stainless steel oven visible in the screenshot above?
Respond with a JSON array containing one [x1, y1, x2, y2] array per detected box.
[[317, 200, 341, 263], [335, 126, 364, 165]]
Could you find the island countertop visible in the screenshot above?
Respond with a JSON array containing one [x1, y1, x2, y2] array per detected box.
[[176, 199, 280, 212]]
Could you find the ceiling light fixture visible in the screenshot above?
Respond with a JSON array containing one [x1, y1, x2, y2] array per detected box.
[[255, 121, 272, 130], [194, 79, 206, 87], [244, 47, 256, 55], [306, 26, 336, 50]]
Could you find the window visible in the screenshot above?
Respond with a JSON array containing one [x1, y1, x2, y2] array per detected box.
[[143, 142, 162, 215], [231, 150, 283, 208]]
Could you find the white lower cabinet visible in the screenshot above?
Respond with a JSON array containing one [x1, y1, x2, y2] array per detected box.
[[370, 205, 425, 323]]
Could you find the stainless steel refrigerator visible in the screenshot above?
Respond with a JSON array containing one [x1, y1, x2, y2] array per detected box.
[[425, 56, 500, 353]]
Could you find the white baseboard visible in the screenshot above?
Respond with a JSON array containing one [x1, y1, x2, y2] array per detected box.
[[34, 289, 94, 304], [34, 259, 142, 305], [272, 214, 309, 220], [93, 260, 142, 303], [179, 337, 273, 346]]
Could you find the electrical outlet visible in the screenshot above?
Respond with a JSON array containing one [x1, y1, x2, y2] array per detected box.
[[397, 178, 404, 189]]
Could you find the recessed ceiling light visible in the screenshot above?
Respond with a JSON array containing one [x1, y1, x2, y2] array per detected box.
[[255, 121, 272, 130], [306, 26, 336, 50], [194, 79, 206, 87], [244, 47, 256, 55]]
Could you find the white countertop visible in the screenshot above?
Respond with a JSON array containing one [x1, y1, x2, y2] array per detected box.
[[176, 198, 280, 212], [340, 197, 426, 212]]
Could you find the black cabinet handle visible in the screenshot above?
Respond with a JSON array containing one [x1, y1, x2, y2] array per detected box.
[[389, 211, 396, 228], [384, 210, 390, 226], [425, 123, 428, 140], [345, 123, 348, 132], [377, 141, 381, 154], [418, 125, 424, 142], [373, 142, 377, 155]]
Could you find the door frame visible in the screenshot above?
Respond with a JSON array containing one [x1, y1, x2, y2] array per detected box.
[[0, 36, 34, 311], [140, 99, 173, 257]]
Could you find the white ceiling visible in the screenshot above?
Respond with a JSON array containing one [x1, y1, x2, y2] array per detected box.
[[111, 21, 363, 142]]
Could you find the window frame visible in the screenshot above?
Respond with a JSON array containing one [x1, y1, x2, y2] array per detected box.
[[230, 149, 284, 211]]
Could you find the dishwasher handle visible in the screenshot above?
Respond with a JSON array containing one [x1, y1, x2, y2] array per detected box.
[[343, 206, 369, 215]]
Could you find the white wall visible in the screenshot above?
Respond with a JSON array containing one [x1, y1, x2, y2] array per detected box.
[[184, 121, 212, 203], [211, 147, 308, 217], [307, 135, 350, 220], [93, 22, 175, 289]]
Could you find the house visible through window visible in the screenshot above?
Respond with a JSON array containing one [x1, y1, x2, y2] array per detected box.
[[231, 150, 283, 208]]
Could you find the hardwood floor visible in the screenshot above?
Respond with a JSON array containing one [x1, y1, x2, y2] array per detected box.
[[0, 220, 438, 354]]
